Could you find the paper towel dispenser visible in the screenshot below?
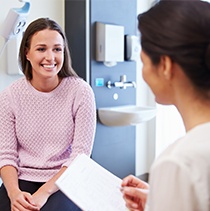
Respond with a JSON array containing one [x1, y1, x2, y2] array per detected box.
[[95, 22, 124, 67]]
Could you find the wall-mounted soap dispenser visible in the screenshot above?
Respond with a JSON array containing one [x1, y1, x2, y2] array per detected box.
[[96, 22, 124, 67], [125, 35, 140, 61]]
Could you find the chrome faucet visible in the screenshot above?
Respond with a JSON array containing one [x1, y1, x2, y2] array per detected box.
[[106, 75, 136, 89]]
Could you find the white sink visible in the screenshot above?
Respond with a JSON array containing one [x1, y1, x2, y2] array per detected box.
[[98, 105, 157, 126]]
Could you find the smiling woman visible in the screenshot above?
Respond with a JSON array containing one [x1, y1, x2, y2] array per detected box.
[[25, 29, 64, 92], [0, 18, 96, 211]]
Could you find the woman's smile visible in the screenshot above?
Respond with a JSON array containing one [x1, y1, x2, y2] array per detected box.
[[41, 63, 57, 70]]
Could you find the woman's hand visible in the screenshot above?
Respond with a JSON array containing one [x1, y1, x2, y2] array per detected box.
[[31, 166, 67, 209], [0, 166, 39, 210], [31, 187, 50, 210], [10, 189, 39, 211], [121, 175, 149, 211]]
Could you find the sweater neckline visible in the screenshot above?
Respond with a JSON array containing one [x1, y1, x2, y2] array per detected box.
[[25, 77, 68, 97]]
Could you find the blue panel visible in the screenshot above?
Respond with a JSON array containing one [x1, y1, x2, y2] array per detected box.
[[65, 0, 138, 179], [95, 78, 104, 87], [90, 0, 137, 108], [90, 0, 137, 178]]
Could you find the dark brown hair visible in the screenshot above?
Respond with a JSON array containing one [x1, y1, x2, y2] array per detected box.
[[138, 0, 210, 92], [19, 17, 78, 80]]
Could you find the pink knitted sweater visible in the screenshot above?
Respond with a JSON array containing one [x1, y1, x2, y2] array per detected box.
[[0, 77, 96, 182]]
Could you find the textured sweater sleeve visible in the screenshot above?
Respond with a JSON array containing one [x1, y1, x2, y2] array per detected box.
[[0, 89, 19, 170], [62, 81, 96, 167]]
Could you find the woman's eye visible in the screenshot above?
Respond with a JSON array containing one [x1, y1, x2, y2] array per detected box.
[[54, 48, 62, 52], [37, 48, 45, 52]]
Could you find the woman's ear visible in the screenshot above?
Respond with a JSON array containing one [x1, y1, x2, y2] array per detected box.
[[25, 49, 30, 61], [160, 55, 173, 80]]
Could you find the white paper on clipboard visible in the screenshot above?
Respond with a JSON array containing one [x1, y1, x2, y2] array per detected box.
[[55, 154, 127, 211]]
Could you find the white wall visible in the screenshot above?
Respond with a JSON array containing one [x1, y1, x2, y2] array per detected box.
[[135, 0, 156, 176], [0, 0, 64, 91]]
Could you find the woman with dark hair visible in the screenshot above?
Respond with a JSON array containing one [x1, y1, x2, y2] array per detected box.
[[0, 18, 96, 210], [121, 1, 210, 211]]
